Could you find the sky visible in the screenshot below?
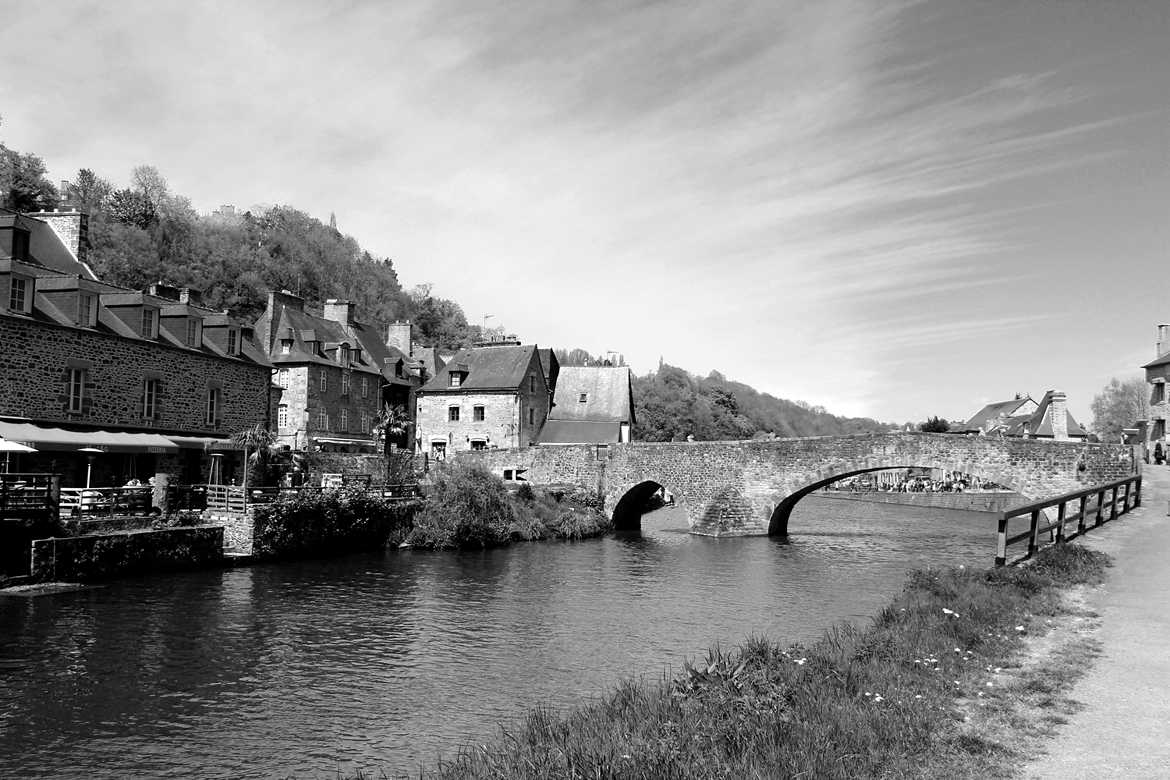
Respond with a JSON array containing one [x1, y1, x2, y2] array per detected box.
[[2, 0, 1167, 424]]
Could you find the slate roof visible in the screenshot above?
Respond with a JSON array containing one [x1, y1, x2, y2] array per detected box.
[[419, 344, 539, 392], [1144, 352, 1170, 369], [957, 397, 1033, 433], [266, 306, 383, 376], [547, 366, 634, 424], [0, 208, 97, 280], [1025, 390, 1088, 438], [538, 348, 560, 394], [538, 420, 622, 444]]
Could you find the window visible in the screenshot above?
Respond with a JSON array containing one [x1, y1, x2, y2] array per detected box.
[[449, 373, 462, 388], [185, 318, 201, 347], [431, 441, 446, 460], [278, 404, 289, 429], [317, 409, 329, 430], [471, 440, 487, 451], [141, 308, 158, 339], [205, 387, 221, 425], [320, 370, 328, 392], [227, 328, 239, 356], [280, 338, 291, 355], [11, 230, 29, 260], [78, 294, 96, 327], [1154, 382, 1166, 405], [339, 409, 349, 432], [9, 277, 29, 313], [341, 372, 350, 396], [579, 393, 588, 403], [529, 376, 536, 392], [360, 412, 369, 433], [361, 377, 369, 398], [473, 405, 485, 422], [528, 407, 535, 426], [339, 345, 350, 366], [448, 406, 460, 422], [277, 368, 289, 389], [67, 368, 86, 413], [142, 378, 159, 419]]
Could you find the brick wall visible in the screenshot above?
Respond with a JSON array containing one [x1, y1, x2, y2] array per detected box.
[[452, 432, 1138, 537], [0, 315, 270, 435]]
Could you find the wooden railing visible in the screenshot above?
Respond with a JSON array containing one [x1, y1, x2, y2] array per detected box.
[[60, 486, 154, 518], [0, 473, 59, 520], [996, 474, 1142, 566], [205, 483, 422, 513]]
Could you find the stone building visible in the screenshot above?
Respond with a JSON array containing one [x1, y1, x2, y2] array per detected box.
[[1142, 323, 1169, 446], [415, 343, 552, 457], [956, 390, 1086, 441], [538, 365, 635, 444], [254, 292, 426, 452], [0, 208, 273, 487]]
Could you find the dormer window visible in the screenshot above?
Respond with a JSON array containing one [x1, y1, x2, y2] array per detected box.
[[449, 372, 462, 388], [339, 345, 350, 366], [227, 328, 240, 356], [185, 318, 202, 348], [78, 293, 97, 327], [140, 308, 159, 339], [8, 276, 31, 314], [579, 393, 588, 403], [280, 337, 292, 355]]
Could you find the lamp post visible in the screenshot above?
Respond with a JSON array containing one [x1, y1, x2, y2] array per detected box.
[[78, 447, 104, 488], [482, 313, 494, 334]]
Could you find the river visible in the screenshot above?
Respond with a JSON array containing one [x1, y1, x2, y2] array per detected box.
[[0, 497, 1007, 778]]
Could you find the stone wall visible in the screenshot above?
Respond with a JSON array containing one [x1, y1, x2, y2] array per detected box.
[[0, 315, 270, 435], [29, 526, 224, 582], [308, 452, 388, 484], [449, 432, 1138, 537], [451, 445, 607, 492], [817, 490, 1026, 514]]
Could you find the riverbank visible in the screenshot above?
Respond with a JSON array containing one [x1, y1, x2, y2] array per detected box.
[[819, 489, 1023, 514], [415, 543, 1107, 779]]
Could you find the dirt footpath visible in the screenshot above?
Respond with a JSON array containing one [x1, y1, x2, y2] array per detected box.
[[1026, 466, 1170, 779]]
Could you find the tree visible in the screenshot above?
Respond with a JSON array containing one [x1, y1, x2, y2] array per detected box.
[[71, 168, 112, 213], [230, 423, 279, 494], [918, 416, 951, 433], [372, 404, 413, 452], [107, 188, 157, 229], [0, 139, 59, 212], [1090, 376, 1150, 442]]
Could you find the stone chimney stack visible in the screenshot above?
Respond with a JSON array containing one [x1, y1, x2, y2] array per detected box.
[[322, 299, 357, 338], [386, 320, 413, 355], [1157, 324, 1170, 358], [29, 207, 89, 266], [1049, 390, 1069, 441]]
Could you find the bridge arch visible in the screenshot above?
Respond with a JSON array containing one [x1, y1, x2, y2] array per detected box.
[[766, 465, 1030, 536], [611, 480, 674, 532]]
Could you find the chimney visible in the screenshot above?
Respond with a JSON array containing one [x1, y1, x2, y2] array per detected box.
[[1048, 390, 1069, 441], [1157, 324, 1170, 358], [322, 299, 356, 336], [147, 282, 181, 301], [386, 320, 413, 355], [30, 207, 89, 266], [267, 289, 304, 313], [179, 287, 202, 306]]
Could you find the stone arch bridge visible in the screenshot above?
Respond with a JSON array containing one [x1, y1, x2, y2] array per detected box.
[[454, 432, 1138, 536]]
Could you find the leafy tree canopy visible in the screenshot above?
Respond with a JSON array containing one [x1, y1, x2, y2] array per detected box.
[[1090, 376, 1150, 442], [918, 416, 950, 433]]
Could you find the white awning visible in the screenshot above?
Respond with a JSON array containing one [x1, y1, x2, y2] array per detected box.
[[0, 421, 179, 453]]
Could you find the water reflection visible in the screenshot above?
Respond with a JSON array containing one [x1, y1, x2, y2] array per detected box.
[[0, 496, 1002, 778]]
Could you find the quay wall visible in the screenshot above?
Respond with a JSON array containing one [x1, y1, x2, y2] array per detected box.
[[30, 526, 223, 582]]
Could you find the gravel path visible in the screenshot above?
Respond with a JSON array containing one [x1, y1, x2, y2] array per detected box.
[[1026, 465, 1170, 779]]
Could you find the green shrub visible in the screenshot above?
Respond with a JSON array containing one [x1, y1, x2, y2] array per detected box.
[[407, 463, 516, 549], [251, 488, 419, 559]]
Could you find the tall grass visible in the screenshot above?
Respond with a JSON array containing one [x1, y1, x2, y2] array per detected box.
[[426, 544, 1107, 779]]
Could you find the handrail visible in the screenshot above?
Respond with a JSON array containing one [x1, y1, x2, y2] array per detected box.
[[996, 474, 1142, 566]]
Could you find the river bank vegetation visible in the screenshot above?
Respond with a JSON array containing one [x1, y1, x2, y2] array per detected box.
[[405, 463, 610, 550], [413, 544, 1106, 779]]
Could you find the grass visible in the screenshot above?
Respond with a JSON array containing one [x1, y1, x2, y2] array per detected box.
[[404, 542, 1109, 779]]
